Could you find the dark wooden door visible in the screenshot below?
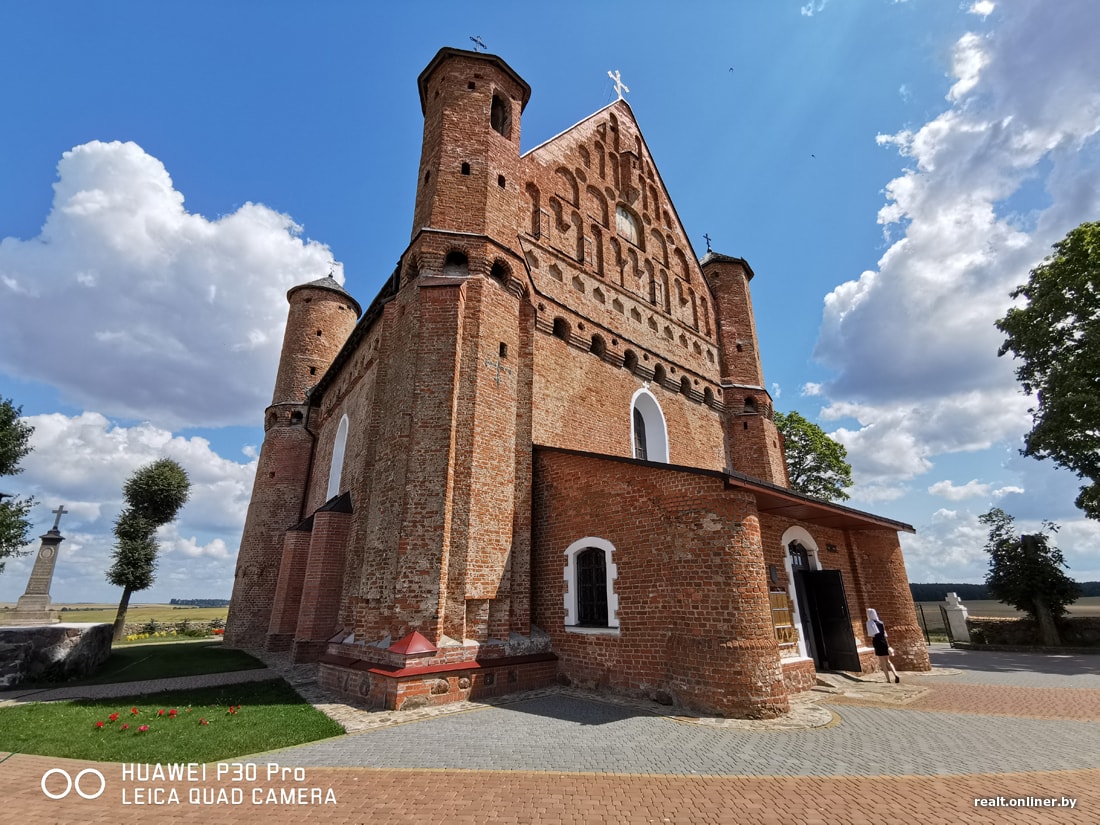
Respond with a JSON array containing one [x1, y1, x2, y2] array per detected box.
[[795, 569, 861, 672]]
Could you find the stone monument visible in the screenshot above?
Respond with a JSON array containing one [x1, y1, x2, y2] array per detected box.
[[942, 592, 971, 643], [0, 505, 67, 626]]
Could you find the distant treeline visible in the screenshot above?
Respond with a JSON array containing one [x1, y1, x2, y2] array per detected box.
[[911, 582, 1100, 602], [169, 598, 230, 607]]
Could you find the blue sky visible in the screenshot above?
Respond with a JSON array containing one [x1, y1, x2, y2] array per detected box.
[[2, 0, 1099, 604]]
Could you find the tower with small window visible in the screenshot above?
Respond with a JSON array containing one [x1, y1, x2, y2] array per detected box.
[[410, 48, 531, 254], [700, 252, 789, 486], [226, 275, 360, 649]]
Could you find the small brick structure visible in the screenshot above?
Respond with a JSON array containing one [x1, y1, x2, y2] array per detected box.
[[226, 46, 929, 716]]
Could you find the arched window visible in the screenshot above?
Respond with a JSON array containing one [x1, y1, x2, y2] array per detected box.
[[326, 414, 349, 501], [631, 387, 669, 462], [552, 317, 571, 342], [616, 205, 640, 246], [443, 251, 468, 277], [563, 537, 620, 630]]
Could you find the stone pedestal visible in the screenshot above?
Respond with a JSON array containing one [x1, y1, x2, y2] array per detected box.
[[943, 592, 971, 643], [0, 526, 64, 626]]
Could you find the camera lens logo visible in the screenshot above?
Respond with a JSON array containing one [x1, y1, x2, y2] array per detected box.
[[41, 768, 107, 800]]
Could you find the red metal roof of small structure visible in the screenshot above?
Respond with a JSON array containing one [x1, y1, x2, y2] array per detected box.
[[387, 630, 438, 655]]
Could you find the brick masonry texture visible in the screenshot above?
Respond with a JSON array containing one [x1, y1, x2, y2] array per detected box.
[[226, 46, 928, 715]]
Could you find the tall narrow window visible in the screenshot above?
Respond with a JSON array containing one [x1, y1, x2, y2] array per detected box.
[[326, 414, 350, 501], [633, 407, 648, 460], [630, 387, 668, 463], [490, 94, 511, 137], [576, 548, 609, 626]]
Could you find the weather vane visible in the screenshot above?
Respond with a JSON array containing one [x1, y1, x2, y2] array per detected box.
[[607, 70, 629, 100], [470, 35, 486, 53]]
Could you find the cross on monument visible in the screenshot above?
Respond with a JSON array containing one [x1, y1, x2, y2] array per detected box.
[[50, 504, 69, 532], [607, 70, 629, 100], [704, 233, 712, 253], [469, 35, 486, 53]]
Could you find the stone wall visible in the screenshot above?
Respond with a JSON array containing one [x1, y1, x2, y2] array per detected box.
[[0, 623, 112, 688], [967, 616, 1100, 647]]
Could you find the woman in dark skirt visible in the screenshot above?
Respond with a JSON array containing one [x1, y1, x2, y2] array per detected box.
[[866, 608, 900, 683]]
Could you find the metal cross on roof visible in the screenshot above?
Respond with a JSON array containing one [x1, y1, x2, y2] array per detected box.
[[469, 35, 486, 53], [704, 233, 712, 252], [607, 70, 629, 100]]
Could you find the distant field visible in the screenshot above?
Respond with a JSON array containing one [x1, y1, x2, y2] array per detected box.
[[0, 603, 230, 624], [915, 596, 1100, 633]]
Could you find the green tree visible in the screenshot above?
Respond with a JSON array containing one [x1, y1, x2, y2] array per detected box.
[[996, 221, 1100, 518], [774, 410, 854, 501], [979, 507, 1080, 646], [107, 459, 190, 640], [0, 398, 36, 575]]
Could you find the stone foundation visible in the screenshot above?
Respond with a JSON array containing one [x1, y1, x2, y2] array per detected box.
[[781, 658, 818, 693], [319, 652, 559, 709], [0, 623, 112, 688], [858, 647, 881, 674]]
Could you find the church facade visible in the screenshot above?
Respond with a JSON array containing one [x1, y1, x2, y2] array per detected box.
[[225, 47, 930, 718]]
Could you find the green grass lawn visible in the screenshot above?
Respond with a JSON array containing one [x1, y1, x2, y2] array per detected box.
[[31, 640, 266, 687], [0, 680, 345, 762]]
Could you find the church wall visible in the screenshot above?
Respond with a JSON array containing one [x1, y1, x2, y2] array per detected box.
[[531, 327, 725, 469], [290, 315, 388, 642], [532, 448, 788, 718], [225, 423, 313, 649], [343, 292, 435, 641], [440, 274, 525, 641], [847, 529, 930, 671]]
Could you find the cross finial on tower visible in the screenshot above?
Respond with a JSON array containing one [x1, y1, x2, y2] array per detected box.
[[469, 35, 486, 53], [50, 504, 69, 532], [704, 233, 712, 253], [607, 70, 629, 100]]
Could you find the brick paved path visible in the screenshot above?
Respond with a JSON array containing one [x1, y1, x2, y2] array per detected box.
[[2, 646, 1098, 824]]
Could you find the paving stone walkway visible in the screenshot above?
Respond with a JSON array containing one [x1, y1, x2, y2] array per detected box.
[[2, 645, 1098, 824]]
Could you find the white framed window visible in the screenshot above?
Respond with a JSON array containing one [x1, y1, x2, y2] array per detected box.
[[325, 414, 349, 501], [630, 387, 669, 463], [563, 537, 620, 631]]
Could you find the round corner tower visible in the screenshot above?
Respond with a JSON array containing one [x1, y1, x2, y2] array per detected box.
[[225, 274, 361, 649], [701, 252, 789, 487]]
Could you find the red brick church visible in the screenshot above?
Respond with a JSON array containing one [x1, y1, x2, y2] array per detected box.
[[225, 47, 930, 718]]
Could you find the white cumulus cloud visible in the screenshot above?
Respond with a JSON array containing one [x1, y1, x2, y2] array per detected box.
[[0, 140, 342, 428], [0, 412, 256, 603], [814, 1, 1100, 485], [928, 479, 991, 500]]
